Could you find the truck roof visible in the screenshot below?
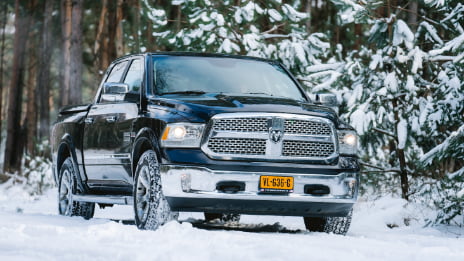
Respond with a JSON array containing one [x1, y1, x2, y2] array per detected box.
[[113, 52, 277, 64]]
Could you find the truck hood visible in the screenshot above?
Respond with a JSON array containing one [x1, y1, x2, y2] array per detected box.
[[149, 94, 341, 126]]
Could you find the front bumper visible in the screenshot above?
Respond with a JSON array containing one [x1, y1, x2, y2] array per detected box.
[[160, 165, 358, 217]]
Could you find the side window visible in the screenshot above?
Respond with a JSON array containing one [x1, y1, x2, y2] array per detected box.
[[123, 59, 143, 93], [106, 61, 129, 83]]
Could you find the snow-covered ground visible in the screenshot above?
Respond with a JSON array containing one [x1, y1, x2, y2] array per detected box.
[[1, 186, 464, 261]]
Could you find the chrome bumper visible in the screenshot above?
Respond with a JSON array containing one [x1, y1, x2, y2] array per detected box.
[[160, 165, 358, 216]]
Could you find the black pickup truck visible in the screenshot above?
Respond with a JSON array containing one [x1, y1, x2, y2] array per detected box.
[[51, 52, 359, 234]]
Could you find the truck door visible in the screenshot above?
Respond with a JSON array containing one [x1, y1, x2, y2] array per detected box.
[[83, 58, 143, 190]]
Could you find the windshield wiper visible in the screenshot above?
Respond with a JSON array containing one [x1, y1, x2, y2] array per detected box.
[[244, 92, 274, 96], [160, 90, 206, 95]]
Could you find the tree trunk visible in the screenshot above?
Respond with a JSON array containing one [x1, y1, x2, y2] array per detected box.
[[26, 25, 38, 156], [107, 1, 117, 64], [3, 0, 31, 173], [392, 98, 409, 200], [407, 0, 418, 31], [95, 0, 118, 72], [304, 0, 311, 33], [354, 24, 362, 50], [397, 148, 409, 200], [61, 0, 83, 106], [37, 0, 53, 140], [175, 5, 181, 32], [146, 17, 154, 51], [60, 0, 71, 106], [0, 1, 7, 181], [94, 0, 108, 73], [132, 0, 141, 52], [69, 0, 83, 104], [58, 0, 65, 108], [0, 0, 8, 146], [115, 0, 124, 57], [166, 2, 181, 34]]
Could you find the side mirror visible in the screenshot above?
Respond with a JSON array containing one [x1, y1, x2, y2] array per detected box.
[[104, 82, 129, 94], [314, 93, 339, 114], [101, 82, 129, 102]]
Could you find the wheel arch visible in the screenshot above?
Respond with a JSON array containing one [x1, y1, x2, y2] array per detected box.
[[131, 127, 162, 179], [56, 134, 86, 192]]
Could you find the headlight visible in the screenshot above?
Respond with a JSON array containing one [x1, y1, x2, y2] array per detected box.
[[160, 123, 205, 148], [338, 130, 357, 155]]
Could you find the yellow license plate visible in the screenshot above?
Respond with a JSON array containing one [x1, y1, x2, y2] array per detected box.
[[259, 176, 294, 192]]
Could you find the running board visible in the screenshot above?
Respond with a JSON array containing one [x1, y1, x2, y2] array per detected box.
[[73, 194, 133, 205]]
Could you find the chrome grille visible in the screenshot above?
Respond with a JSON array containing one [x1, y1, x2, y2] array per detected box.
[[202, 113, 338, 162], [207, 138, 266, 155], [284, 120, 332, 135], [282, 140, 335, 157], [213, 118, 268, 132]]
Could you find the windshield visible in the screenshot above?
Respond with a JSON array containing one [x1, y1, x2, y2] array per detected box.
[[152, 56, 306, 101]]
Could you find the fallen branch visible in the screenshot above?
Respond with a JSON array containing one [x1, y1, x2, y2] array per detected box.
[[373, 127, 396, 138]]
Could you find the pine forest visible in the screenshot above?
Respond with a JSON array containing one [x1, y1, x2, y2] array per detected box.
[[0, 0, 463, 224]]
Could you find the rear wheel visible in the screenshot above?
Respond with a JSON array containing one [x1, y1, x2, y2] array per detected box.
[[58, 158, 95, 219], [204, 213, 241, 223], [303, 210, 353, 235], [133, 150, 178, 230]]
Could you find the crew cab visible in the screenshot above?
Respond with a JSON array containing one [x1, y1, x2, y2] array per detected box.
[[51, 52, 359, 234]]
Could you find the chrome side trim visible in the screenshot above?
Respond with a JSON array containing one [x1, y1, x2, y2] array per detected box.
[[84, 153, 131, 160], [73, 194, 133, 205]]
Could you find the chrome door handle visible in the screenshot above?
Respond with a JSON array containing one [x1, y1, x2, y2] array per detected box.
[[84, 118, 94, 124], [105, 116, 117, 123]]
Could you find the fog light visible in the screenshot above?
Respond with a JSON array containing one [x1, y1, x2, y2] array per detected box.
[[181, 173, 191, 192], [346, 178, 357, 198]]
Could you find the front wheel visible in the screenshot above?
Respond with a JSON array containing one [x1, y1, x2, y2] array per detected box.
[[58, 158, 95, 219], [133, 150, 178, 230], [303, 210, 353, 235]]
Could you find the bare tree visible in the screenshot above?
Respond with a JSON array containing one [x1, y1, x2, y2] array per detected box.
[[69, 0, 83, 104], [303, 0, 312, 33], [0, 1, 8, 146], [115, 0, 125, 57], [61, 0, 83, 106], [93, 0, 109, 73], [93, 0, 125, 76], [25, 19, 39, 156], [3, 0, 31, 173], [408, 0, 418, 30], [132, 0, 141, 52], [37, 0, 54, 140]]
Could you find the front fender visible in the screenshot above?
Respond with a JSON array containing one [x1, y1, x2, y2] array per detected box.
[[131, 127, 162, 179], [56, 134, 87, 193]]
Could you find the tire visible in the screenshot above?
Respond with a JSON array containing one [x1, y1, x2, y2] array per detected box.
[[133, 150, 178, 230], [58, 158, 95, 219], [303, 210, 353, 235], [204, 213, 241, 223]]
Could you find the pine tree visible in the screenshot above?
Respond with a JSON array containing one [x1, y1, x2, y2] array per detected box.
[[303, 0, 464, 207], [413, 0, 464, 224], [142, 0, 331, 80]]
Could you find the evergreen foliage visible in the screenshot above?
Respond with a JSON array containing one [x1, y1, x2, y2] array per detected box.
[[417, 126, 464, 224], [143, 0, 331, 79], [304, 0, 463, 223], [0, 0, 463, 224]]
